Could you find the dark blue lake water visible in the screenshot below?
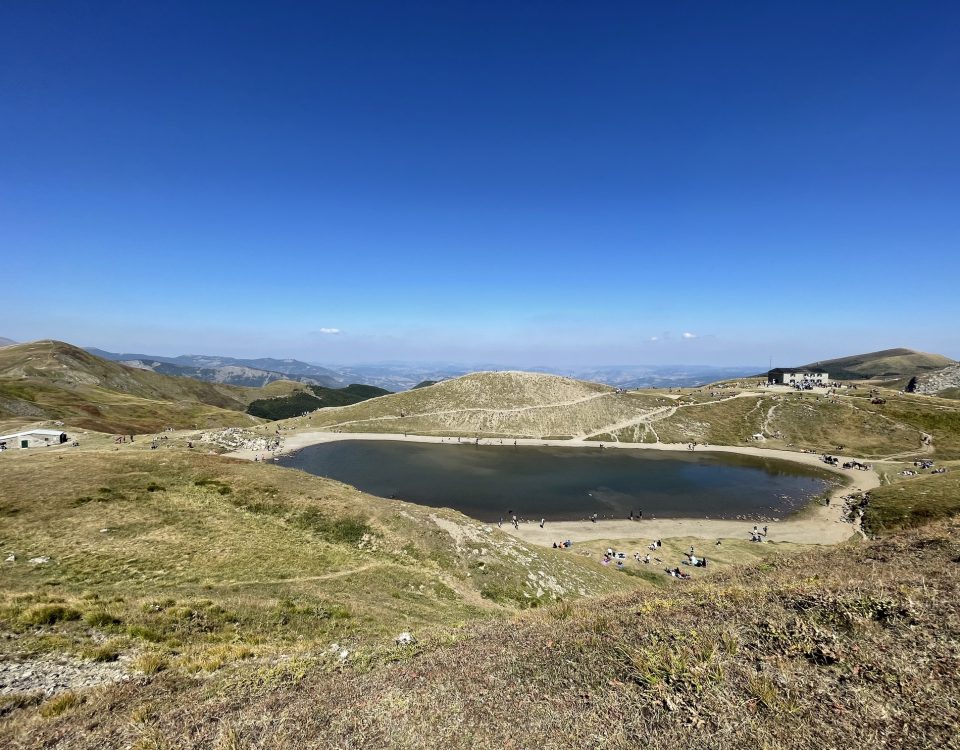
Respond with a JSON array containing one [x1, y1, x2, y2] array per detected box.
[[279, 440, 834, 522]]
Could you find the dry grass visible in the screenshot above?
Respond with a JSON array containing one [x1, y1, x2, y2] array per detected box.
[[863, 469, 960, 535], [0, 449, 633, 671], [5, 519, 958, 749]]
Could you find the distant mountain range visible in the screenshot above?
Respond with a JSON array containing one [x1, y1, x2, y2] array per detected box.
[[17, 342, 953, 392], [82, 348, 764, 391], [85, 348, 345, 388]]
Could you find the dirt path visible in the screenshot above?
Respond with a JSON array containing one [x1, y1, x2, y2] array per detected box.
[[578, 404, 677, 441], [218, 562, 381, 587], [320, 391, 615, 431]]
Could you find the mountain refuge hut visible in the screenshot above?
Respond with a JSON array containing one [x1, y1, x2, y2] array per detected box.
[[767, 368, 830, 386], [0, 429, 69, 450]]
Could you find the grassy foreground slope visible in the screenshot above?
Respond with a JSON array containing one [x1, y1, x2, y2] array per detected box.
[[6, 513, 958, 749], [863, 470, 960, 536], [0, 449, 630, 668]]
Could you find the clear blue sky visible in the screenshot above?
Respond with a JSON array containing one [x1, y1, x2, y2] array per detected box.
[[3, 1, 958, 365]]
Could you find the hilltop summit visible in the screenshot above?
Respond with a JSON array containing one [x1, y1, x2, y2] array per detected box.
[[801, 348, 956, 380]]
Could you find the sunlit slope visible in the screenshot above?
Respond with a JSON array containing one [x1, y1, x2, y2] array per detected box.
[[0, 340, 276, 432], [282, 372, 960, 460], [802, 347, 956, 380], [12, 513, 960, 749], [293, 371, 674, 438], [0, 450, 631, 664]]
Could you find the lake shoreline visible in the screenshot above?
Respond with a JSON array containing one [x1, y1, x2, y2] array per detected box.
[[230, 431, 879, 546]]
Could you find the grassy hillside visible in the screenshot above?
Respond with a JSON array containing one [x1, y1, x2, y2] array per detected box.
[[247, 384, 392, 420], [802, 347, 956, 380], [0, 341, 303, 433], [0, 449, 631, 669], [274, 372, 960, 461], [4, 503, 957, 749], [3, 360, 960, 746], [291, 371, 673, 439], [862, 470, 960, 536]]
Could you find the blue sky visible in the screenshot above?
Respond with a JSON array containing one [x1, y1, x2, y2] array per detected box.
[[3, 1, 958, 366]]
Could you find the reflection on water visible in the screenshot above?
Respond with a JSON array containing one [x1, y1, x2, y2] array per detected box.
[[278, 441, 834, 522]]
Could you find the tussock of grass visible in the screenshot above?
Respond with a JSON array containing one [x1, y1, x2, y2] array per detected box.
[[38, 691, 83, 718], [21, 604, 82, 627], [133, 652, 167, 675]]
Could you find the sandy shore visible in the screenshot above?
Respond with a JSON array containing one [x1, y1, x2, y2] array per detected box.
[[230, 431, 878, 546]]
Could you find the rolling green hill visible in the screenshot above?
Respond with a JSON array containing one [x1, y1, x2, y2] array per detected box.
[[0, 341, 265, 433], [801, 348, 956, 380], [273, 371, 960, 460]]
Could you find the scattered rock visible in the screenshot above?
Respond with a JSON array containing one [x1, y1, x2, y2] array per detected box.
[[0, 655, 129, 697], [4, 555, 14, 563], [395, 632, 415, 646], [27, 556, 50, 565]]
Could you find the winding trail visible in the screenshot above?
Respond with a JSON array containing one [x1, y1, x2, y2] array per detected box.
[[320, 390, 615, 431]]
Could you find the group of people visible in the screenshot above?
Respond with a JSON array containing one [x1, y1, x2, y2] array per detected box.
[[749, 524, 769, 542]]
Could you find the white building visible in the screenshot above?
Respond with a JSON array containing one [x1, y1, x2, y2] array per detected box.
[[0, 429, 68, 450], [767, 368, 830, 386]]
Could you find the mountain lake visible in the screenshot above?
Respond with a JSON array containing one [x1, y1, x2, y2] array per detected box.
[[278, 440, 836, 522]]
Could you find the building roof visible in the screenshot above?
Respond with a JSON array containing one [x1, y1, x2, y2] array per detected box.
[[768, 368, 828, 375], [0, 429, 67, 441]]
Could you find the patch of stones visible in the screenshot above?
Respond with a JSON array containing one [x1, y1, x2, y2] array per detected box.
[[0, 654, 131, 697], [916, 364, 960, 395], [200, 427, 276, 452]]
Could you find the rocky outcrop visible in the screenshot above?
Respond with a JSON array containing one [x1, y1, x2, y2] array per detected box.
[[915, 364, 960, 395]]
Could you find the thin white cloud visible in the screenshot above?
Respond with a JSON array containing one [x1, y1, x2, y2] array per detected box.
[[649, 336, 659, 342], [682, 332, 697, 339], [317, 328, 341, 335]]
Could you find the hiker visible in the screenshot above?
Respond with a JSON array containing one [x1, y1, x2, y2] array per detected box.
[[656, 539, 662, 548], [539, 518, 545, 528], [763, 525, 768, 536]]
